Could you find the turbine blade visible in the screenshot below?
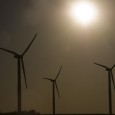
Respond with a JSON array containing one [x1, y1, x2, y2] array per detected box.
[[111, 71, 115, 90], [111, 64, 115, 69], [55, 81, 60, 99], [43, 78, 53, 81], [94, 63, 108, 69], [22, 33, 37, 56], [21, 57, 27, 88], [55, 66, 63, 80], [0, 48, 17, 55]]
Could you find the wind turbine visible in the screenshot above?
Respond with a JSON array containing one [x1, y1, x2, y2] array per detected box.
[[43, 66, 63, 115], [0, 33, 37, 113], [94, 63, 115, 115]]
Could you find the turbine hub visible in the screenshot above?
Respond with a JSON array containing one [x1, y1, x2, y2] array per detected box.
[[106, 68, 111, 71], [14, 54, 21, 58]]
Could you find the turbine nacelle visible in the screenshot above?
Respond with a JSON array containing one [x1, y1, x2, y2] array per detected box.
[[44, 78, 54, 82], [14, 54, 22, 58], [106, 68, 112, 71]]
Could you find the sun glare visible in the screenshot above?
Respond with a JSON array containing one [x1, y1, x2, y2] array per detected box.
[[70, 1, 98, 26]]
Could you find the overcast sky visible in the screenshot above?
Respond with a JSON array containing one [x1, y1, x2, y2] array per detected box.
[[0, 0, 115, 114]]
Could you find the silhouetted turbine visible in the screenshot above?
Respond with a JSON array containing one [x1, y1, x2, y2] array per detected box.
[[43, 66, 63, 115], [0, 33, 37, 113], [94, 63, 115, 115]]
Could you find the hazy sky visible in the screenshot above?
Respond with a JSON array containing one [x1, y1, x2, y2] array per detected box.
[[0, 0, 115, 114]]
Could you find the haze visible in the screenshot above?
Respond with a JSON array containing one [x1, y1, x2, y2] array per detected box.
[[0, 0, 115, 114]]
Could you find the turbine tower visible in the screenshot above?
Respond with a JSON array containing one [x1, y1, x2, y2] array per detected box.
[[94, 63, 115, 115], [43, 66, 62, 115], [0, 33, 37, 113]]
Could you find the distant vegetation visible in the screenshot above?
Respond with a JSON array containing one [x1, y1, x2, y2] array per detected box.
[[0, 110, 40, 115]]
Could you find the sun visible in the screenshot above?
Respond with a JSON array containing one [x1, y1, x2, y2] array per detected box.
[[69, 1, 98, 26]]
